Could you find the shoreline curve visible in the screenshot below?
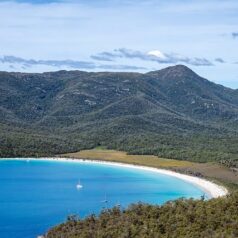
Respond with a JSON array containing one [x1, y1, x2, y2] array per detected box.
[[2, 157, 229, 199]]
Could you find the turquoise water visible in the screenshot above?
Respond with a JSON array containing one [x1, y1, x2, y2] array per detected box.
[[0, 159, 205, 238]]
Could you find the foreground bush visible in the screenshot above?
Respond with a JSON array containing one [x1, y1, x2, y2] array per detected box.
[[45, 192, 238, 238]]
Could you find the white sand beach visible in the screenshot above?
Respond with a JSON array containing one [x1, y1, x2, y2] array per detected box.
[[8, 157, 229, 198]]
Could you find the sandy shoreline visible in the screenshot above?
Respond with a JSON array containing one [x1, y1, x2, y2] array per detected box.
[[2, 157, 228, 198]]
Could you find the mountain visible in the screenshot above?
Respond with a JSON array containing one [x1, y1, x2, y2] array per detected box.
[[0, 65, 238, 164], [147, 66, 238, 120]]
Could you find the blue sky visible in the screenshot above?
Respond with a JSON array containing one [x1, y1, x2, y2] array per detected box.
[[0, 0, 238, 88]]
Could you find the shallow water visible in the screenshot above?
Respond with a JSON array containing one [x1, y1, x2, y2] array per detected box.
[[0, 159, 205, 238]]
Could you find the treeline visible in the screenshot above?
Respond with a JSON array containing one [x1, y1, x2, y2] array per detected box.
[[77, 130, 238, 166], [45, 192, 238, 238], [0, 128, 82, 158], [1, 126, 238, 168]]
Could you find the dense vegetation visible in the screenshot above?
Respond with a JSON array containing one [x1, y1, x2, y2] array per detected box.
[[1, 65, 238, 166], [45, 192, 238, 238]]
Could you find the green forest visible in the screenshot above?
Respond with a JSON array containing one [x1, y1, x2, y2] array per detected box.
[[1, 66, 238, 167]]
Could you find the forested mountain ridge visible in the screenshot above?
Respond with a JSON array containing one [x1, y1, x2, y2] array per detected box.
[[1, 65, 238, 123], [0, 65, 238, 164]]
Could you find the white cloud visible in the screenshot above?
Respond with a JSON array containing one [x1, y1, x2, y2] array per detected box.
[[147, 50, 166, 59], [91, 48, 214, 66], [0, 54, 147, 72]]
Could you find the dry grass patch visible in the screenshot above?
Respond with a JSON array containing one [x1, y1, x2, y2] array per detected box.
[[64, 149, 194, 168]]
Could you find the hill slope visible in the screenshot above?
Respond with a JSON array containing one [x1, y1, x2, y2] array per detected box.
[[0, 65, 238, 164]]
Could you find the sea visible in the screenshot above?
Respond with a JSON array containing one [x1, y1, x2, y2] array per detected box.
[[0, 159, 205, 238]]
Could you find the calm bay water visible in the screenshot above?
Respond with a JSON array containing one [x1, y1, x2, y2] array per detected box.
[[0, 159, 205, 238]]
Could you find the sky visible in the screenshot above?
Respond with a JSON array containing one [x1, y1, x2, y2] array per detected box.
[[0, 0, 238, 88]]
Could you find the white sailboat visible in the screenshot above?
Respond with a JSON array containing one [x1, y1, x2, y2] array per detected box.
[[115, 200, 121, 207], [101, 194, 109, 208], [76, 180, 83, 189]]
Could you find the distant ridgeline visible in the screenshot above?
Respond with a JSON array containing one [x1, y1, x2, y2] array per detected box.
[[0, 65, 238, 165]]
